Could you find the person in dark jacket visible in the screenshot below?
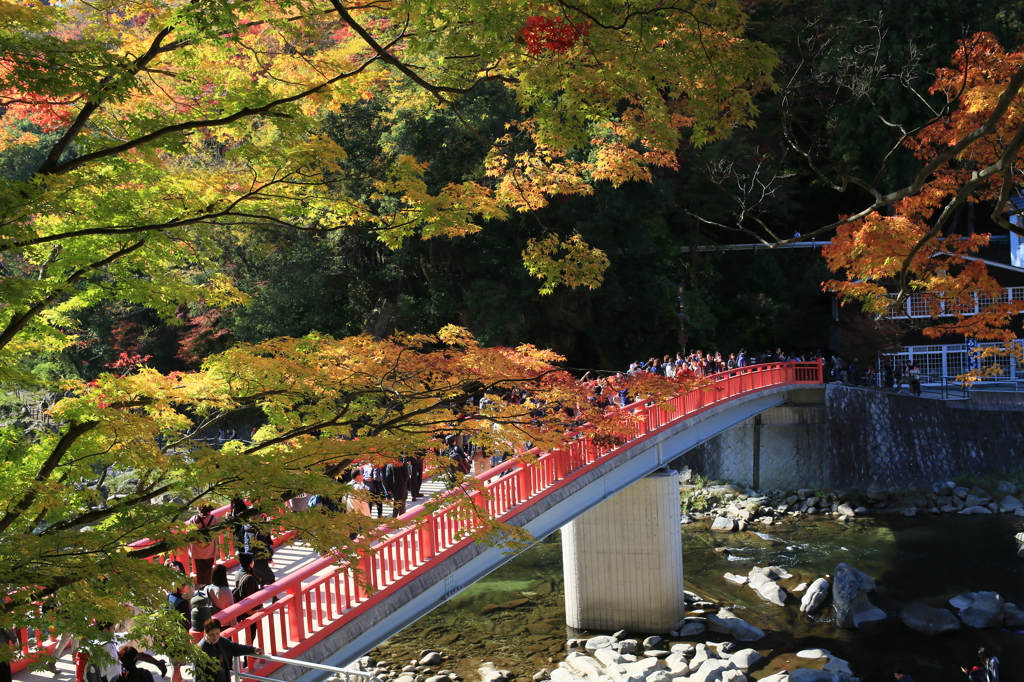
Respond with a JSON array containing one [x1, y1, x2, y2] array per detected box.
[[195, 619, 262, 682], [408, 451, 424, 500], [109, 647, 155, 682], [383, 459, 409, 517]]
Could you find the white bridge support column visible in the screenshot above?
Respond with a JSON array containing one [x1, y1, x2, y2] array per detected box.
[[561, 468, 685, 633]]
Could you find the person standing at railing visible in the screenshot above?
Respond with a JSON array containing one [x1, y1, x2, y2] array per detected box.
[[194, 619, 262, 682], [186, 506, 218, 588], [909, 364, 922, 396]]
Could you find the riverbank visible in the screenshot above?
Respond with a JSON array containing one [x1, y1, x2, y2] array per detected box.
[[679, 470, 1024, 529]]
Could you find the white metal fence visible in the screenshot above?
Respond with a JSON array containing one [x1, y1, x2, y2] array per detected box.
[[880, 341, 1021, 383]]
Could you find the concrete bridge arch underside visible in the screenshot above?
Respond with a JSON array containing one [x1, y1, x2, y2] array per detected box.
[[279, 378, 823, 682]]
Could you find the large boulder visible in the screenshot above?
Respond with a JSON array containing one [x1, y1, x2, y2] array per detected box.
[[1004, 603, 1024, 627], [999, 495, 1023, 512], [663, 653, 690, 677], [677, 621, 707, 637], [748, 571, 787, 606], [711, 516, 737, 532], [707, 608, 765, 641], [958, 591, 1005, 628], [800, 578, 830, 614], [900, 603, 960, 635], [832, 563, 885, 628], [728, 649, 764, 671], [585, 636, 618, 652]]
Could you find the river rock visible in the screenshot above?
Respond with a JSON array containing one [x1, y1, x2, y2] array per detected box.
[[900, 603, 960, 635], [903, 507, 917, 517], [594, 649, 625, 668], [621, 658, 665, 676], [615, 639, 638, 655], [796, 649, 829, 659], [664, 653, 690, 676], [793, 582, 808, 592], [602, 665, 642, 682], [788, 670, 834, 682], [642, 636, 664, 650], [998, 481, 1019, 494], [565, 653, 604, 680], [832, 563, 885, 628], [533, 670, 551, 681], [959, 506, 992, 515], [420, 653, 443, 666], [549, 669, 583, 682], [1003, 603, 1024, 627], [754, 579, 787, 606], [837, 503, 856, 517], [645, 671, 673, 682], [669, 643, 695, 656], [677, 622, 706, 637], [689, 659, 743, 682], [728, 649, 763, 671], [999, 495, 1023, 511], [800, 577, 830, 614], [585, 636, 618, 651], [940, 505, 957, 513], [957, 591, 1005, 628], [964, 494, 986, 507], [711, 516, 736, 532], [707, 608, 765, 641], [644, 650, 670, 659], [865, 488, 888, 501], [724, 572, 748, 585], [822, 656, 854, 677], [854, 506, 869, 514], [689, 644, 714, 668], [1017, 508, 1024, 518], [933, 481, 955, 496]]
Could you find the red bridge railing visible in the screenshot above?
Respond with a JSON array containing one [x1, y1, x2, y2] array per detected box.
[[210, 361, 823, 677]]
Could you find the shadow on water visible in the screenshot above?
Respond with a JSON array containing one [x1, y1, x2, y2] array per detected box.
[[374, 514, 1024, 682]]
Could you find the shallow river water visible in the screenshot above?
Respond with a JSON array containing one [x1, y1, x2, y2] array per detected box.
[[372, 514, 1024, 682]]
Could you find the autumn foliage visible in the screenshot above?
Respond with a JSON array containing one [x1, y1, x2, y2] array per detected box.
[[824, 33, 1024, 343]]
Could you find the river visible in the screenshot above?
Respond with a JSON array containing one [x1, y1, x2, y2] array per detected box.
[[371, 514, 1024, 681]]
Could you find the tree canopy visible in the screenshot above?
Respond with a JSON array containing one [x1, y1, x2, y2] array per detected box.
[[0, 0, 764, 666]]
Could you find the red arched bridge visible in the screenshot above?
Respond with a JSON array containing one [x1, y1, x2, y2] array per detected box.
[[13, 361, 823, 682]]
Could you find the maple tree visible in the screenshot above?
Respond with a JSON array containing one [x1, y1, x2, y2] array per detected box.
[[1, 0, 760, 663], [821, 33, 1024, 349]]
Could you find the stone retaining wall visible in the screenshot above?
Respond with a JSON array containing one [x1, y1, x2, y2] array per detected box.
[[682, 385, 1024, 489]]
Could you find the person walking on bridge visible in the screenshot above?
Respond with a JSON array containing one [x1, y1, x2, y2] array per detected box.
[[195, 619, 262, 682]]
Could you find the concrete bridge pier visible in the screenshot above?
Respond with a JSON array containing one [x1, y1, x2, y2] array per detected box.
[[561, 468, 685, 633]]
